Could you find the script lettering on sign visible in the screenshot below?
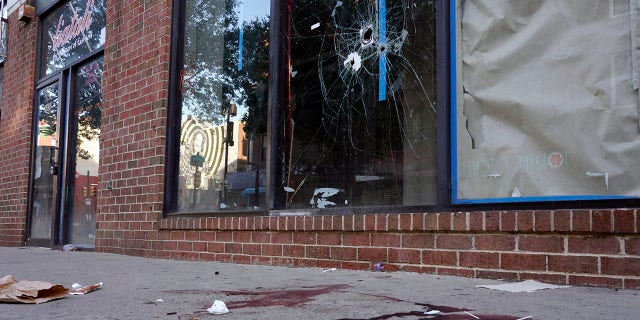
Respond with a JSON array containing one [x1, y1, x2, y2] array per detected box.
[[51, 0, 94, 52]]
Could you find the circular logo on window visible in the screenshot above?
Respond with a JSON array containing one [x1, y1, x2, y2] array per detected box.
[[548, 152, 564, 168]]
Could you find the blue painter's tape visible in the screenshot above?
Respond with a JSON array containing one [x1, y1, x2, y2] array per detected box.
[[378, 0, 386, 101], [450, 0, 458, 203], [454, 195, 637, 204]]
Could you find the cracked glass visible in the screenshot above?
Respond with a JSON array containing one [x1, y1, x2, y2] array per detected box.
[[283, 1, 437, 209]]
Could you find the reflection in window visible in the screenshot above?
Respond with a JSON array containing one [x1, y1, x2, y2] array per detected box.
[[175, 0, 270, 212], [40, 0, 106, 76], [283, 1, 437, 209], [454, 1, 640, 202], [0, 0, 7, 64]]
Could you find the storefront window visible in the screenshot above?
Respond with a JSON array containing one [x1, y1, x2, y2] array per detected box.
[[0, 0, 7, 65], [171, 0, 270, 213], [453, 0, 640, 203], [40, 0, 106, 76], [281, 1, 438, 209]]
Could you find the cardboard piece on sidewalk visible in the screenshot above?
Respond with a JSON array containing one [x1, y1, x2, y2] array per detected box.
[[0, 275, 69, 304]]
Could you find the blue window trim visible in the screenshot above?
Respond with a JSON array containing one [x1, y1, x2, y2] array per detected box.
[[448, 0, 637, 204]]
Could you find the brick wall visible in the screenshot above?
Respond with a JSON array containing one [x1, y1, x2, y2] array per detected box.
[[0, 13, 36, 246], [100, 209, 639, 289], [95, 0, 170, 249]]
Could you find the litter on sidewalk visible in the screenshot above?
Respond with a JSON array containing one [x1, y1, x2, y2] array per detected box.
[[207, 300, 229, 314], [476, 280, 569, 293], [0, 275, 68, 304], [69, 282, 103, 295]]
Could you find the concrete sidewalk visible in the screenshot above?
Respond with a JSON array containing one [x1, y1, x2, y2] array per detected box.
[[0, 247, 638, 320]]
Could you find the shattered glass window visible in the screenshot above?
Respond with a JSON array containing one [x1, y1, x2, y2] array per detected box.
[[454, 0, 640, 202], [283, 1, 437, 209], [175, 0, 270, 212]]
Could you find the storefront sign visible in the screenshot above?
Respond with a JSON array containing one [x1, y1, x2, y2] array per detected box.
[[41, 0, 105, 76], [51, 0, 94, 53]]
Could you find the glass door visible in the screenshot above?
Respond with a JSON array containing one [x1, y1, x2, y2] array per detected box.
[[66, 56, 103, 247], [28, 82, 62, 246]]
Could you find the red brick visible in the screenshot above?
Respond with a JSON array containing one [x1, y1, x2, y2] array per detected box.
[[305, 246, 331, 259], [554, 210, 571, 232], [353, 215, 365, 231], [591, 210, 612, 233], [364, 215, 376, 231], [330, 246, 357, 260], [332, 215, 342, 230], [375, 214, 388, 231], [341, 261, 370, 270], [519, 235, 564, 253], [436, 234, 472, 250], [422, 250, 457, 266], [317, 232, 341, 245], [358, 247, 388, 261], [231, 255, 251, 264], [224, 243, 242, 254], [548, 255, 598, 274], [459, 252, 499, 269], [613, 209, 635, 233], [216, 231, 232, 242], [437, 268, 475, 278], [343, 233, 369, 246], [401, 265, 437, 274], [425, 213, 438, 230], [411, 213, 425, 231], [242, 243, 262, 255], [476, 270, 518, 281], [262, 244, 283, 256], [292, 232, 316, 244], [343, 215, 354, 231], [624, 279, 640, 290], [438, 213, 451, 231], [568, 275, 623, 288], [192, 241, 207, 252], [178, 241, 193, 251], [388, 248, 421, 264], [475, 235, 515, 251], [252, 232, 270, 243], [534, 211, 552, 232], [568, 236, 620, 254], [207, 242, 224, 253], [371, 233, 401, 247], [625, 236, 640, 255], [251, 255, 272, 265], [452, 212, 467, 231], [572, 210, 591, 232], [601, 257, 640, 276], [233, 231, 251, 243], [402, 234, 435, 249], [286, 245, 306, 258], [520, 273, 566, 285], [399, 214, 412, 231], [317, 259, 341, 269], [517, 211, 534, 232], [388, 214, 399, 231], [500, 211, 516, 232], [271, 232, 292, 244], [468, 212, 483, 231], [485, 211, 500, 231], [501, 253, 546, 271]]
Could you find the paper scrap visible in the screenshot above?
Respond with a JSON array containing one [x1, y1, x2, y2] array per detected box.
[[69, 282, 103, 295], [476, 280, 568, 293]]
